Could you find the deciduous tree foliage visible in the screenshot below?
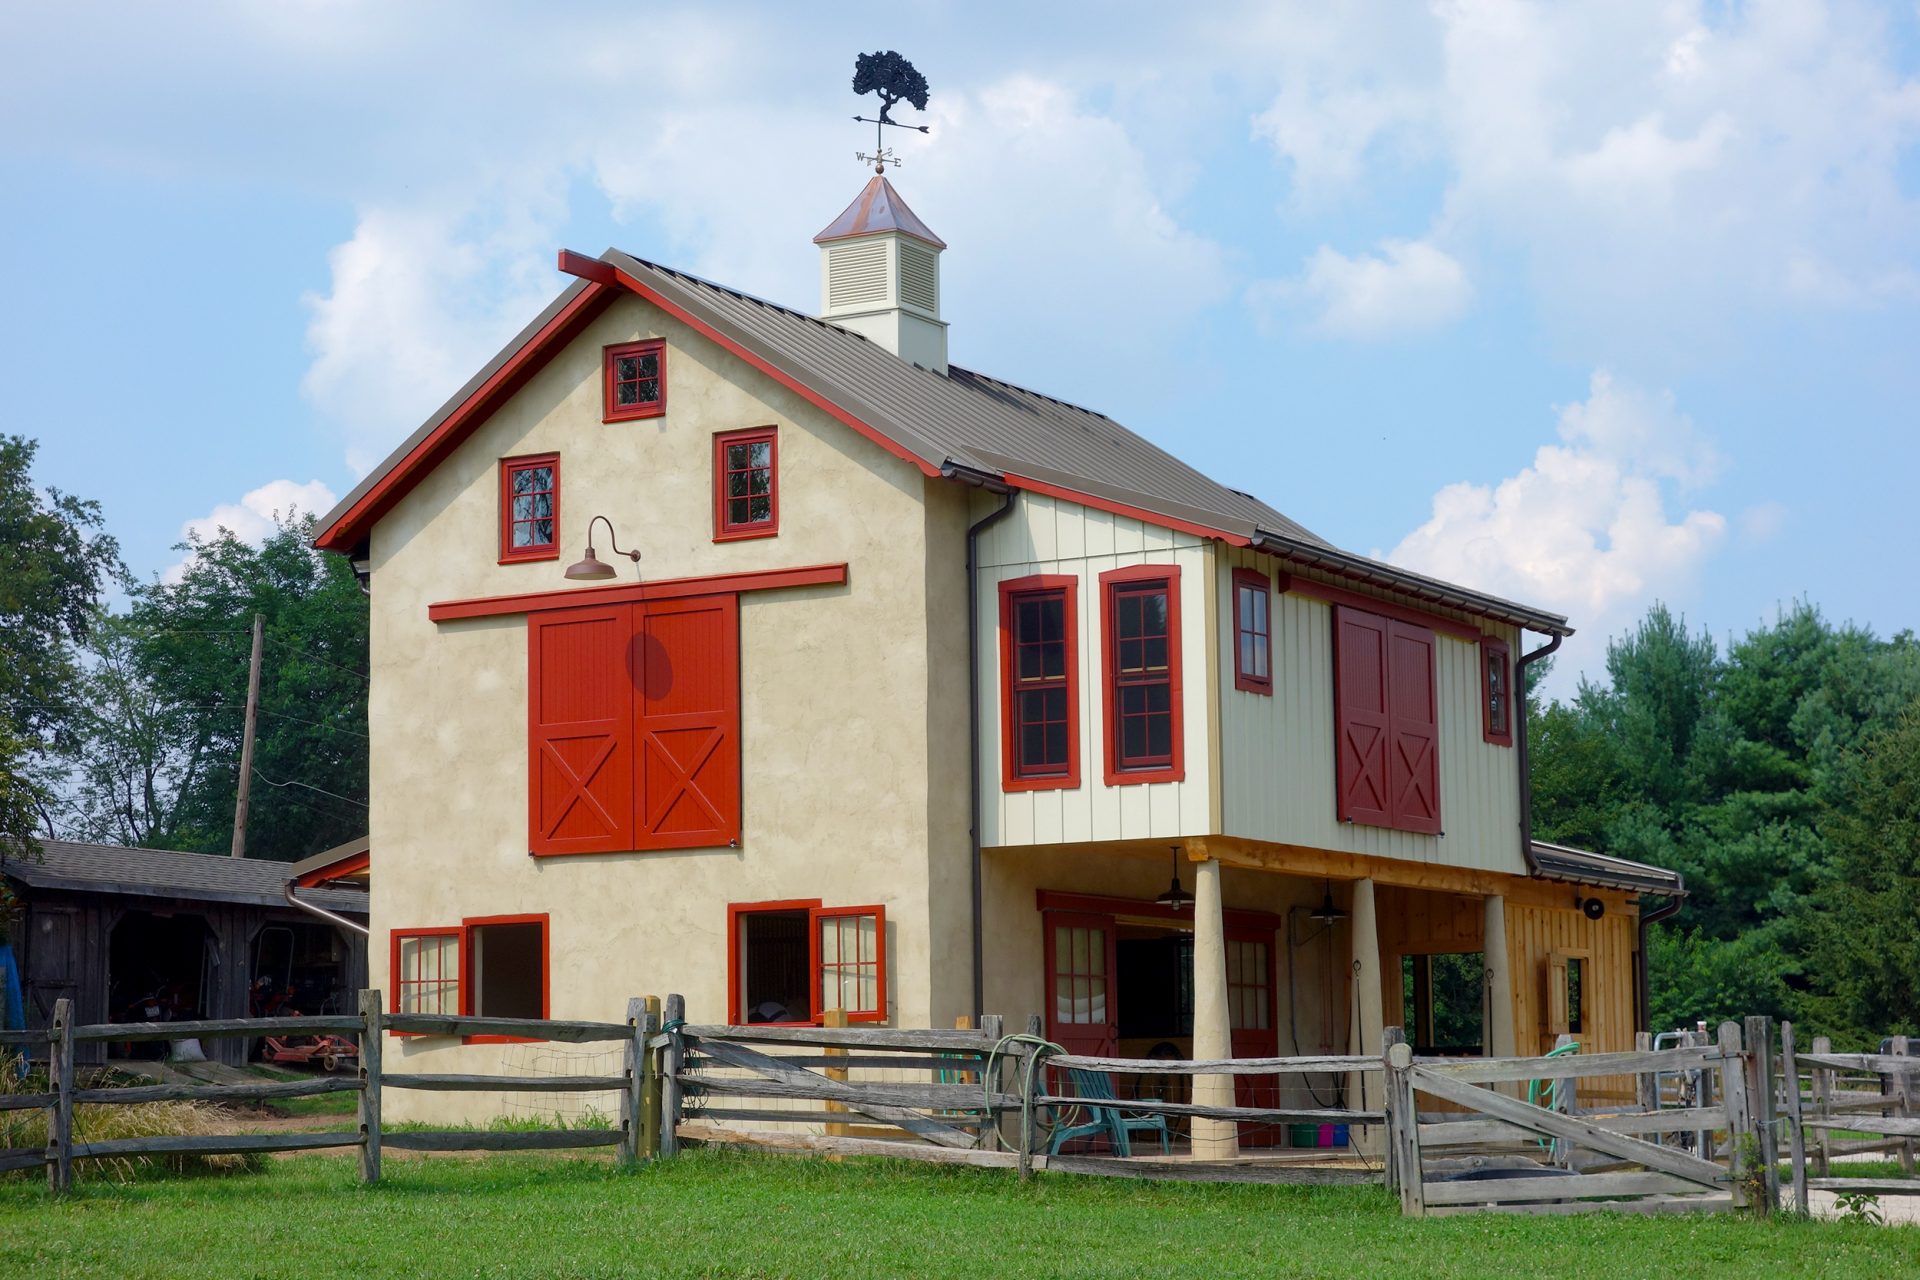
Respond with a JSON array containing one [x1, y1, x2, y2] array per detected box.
[[0, 435, 120, 853], [1530, 601, 1920, 1044]]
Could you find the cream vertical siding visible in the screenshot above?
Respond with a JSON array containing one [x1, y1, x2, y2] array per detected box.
[[1216, 547, 1528, 875], [973, 493, 1213, 847], [363, 291, 970, 1122]]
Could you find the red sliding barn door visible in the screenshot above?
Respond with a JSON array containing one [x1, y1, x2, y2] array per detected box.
[[1386, 620, 1440, 834], [636, 595, 741, 849], [1333, 606, 1391, 827], [1044, 912, 1118, 1059], [528, 605, 636, 854]]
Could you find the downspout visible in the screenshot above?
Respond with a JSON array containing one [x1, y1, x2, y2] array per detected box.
[[283, 879, 370, 937], [953, 468, 1016, 1020], [1514, 632, 1563, 878]]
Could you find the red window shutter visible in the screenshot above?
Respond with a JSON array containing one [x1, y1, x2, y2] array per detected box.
[[1386, 620, 1441, 834], [528, 605, 636, 854], [635, 594, 741, 849], [1333, 606, 1392, 827]]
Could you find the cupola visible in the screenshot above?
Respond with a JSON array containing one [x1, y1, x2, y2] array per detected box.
[[814, 176, 948, 374]]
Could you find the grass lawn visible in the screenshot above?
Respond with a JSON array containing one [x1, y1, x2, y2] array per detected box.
[[1, 1150, 1914, 1280]]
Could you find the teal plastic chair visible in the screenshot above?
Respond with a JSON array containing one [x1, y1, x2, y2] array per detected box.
[[1046, 1067, 1172, 1157]]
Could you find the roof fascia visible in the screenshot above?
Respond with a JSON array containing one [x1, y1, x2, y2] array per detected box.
[[312, 279, 617, 555]]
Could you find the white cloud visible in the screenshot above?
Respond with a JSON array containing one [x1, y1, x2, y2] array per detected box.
[[166, 478, 338, 583], [1385, 371, 1727, 679], [1254, 237, 1472, 338]]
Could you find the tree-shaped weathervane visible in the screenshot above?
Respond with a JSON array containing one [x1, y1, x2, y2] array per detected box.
[[851, 50, 929, 174]]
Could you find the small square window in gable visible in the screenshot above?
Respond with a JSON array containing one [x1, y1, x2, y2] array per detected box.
[[499, 454, 559, 563], [603, 339, 666, 421]]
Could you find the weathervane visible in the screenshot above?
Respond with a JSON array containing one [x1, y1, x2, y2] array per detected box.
[[851, 50, 929, 174]]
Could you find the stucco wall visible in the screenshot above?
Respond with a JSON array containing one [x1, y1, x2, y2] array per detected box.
[[1217, 547, 1528, 876], [972, 493, 1215, 848], [363, 291, 965, 1120]]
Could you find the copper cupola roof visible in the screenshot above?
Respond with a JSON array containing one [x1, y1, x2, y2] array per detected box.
[[812, 176, 947, 250]]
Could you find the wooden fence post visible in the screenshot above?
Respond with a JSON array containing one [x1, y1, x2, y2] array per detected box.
[[1893, 1035, 1915, 1177], [357, 989, 382, 1185], [1744, 1015, 1779, 1214], [1018, 1013, 1042, 1181], [46, 998, 72, 1194], [979, 1014, 1003, 1153], [823, 1009, 850, 1139], [1691, 1029, 1715, 1161], [659, 994, 685, 1158], [1810, 1035, 1832, 1177], [1717, 1021, 1752, 1211], [621, 998, 646, 1165], [1383, 1038, 1423, 1216], [1781, 1021, 1808, 1215], [1380, 1027, 1405, 1192], [1635, 1031, 1655, 1118], [638, 996, 662, 1161]]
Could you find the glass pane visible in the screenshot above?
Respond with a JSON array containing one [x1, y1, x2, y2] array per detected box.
[[729, 498, 752, 525], [748, 495, 772, 523], [1021, 722, 1046, 766], [1144, 636, 1168, 670], [857, 916, 876, 963], [635, 378, 659, 402], [1118, 595, 1142, 640], [728, 472, 750, 498], [1122, 714, 1147, 761], [1240, 633, 1255, 675], [1038, 598, 1062, 643], [1143, 591, 1167, 635], [636, 353, 658, 377], [1147, 712, 1171, 759], [1087, 933, 1104, 976], [747, 442, 771, 468], [1253, 636, 1269, 679], [1044, 721, 1068, 764], [748, 468, 771, 496], [616, 357, 639, 382], [819, 919, 840, 965]]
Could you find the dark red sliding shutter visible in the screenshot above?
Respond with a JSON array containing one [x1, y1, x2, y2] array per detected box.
[[528, 605, 636, 854], [636, 595, 741, 850], [1386, 620, 1441, 834], [1333, 606, 1391, 827]]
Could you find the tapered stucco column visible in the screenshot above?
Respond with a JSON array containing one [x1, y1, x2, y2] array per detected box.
[[1190, 856, 1238, 1158], [1483, 894, 1516, 1059], [1346, 878, 1384, 1154]]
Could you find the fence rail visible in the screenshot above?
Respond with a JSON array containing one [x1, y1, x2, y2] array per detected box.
[[1781, 1024, 1917, 1212]]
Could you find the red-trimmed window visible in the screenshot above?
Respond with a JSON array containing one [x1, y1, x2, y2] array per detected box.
[[603, 339, 665, 421], [1481, 637, 1514, 747], [499, 454, 559, 563], [1100, 565, 1184, 785], [728, 899, 887, 1025], [391, 928, 461, 1018], [998, 574, 1079, 791], [1232, 568, 1272, 695], [1333, 605, 1440, 834], [463, 913, 549, 1043], [713, 427, 778, 540]]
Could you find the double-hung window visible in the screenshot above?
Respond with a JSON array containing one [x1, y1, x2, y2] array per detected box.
[[728, 900, 887, 1025], [499, 454, 559, 562], [998, 574, 1079, 791], [1232, 568, 1272, 694], [1100, 566, 1183, 784], [603, 339, 666, 421]]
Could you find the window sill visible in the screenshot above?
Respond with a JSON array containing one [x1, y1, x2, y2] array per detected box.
[[713, 525, 778, 543], [498, 549, 560, 565], [1233, 677, 1273, 696], [1003, 772, 1080, 794], [603, 404, 665, 424], [1104, 765, 1185, 786]]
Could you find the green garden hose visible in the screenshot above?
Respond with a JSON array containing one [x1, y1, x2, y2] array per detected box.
[[983, 1032, 1065, 1151]]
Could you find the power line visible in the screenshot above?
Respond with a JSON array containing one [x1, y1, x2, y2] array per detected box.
[[262, 634, 370, 682], [250, 768, 368, 809]]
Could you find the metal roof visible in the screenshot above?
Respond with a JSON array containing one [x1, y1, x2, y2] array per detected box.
[[1, 840, 369, 914], [813, 176, 947, 250], [1529, 840, 1686, 897], [316, 243, 1574, 637]]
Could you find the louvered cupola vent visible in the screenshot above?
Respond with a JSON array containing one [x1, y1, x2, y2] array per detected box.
[[814, 175, 949, 374]]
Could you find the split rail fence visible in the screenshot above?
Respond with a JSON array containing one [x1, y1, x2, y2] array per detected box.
[[1, 992, 662, 1191], [1780, 1024, 1918, 1211]]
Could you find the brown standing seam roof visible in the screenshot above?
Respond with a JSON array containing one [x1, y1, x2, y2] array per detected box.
[[315, 246, 1573, 636]]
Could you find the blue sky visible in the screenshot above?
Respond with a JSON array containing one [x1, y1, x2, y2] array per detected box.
[[4, 1, 1917, 691]]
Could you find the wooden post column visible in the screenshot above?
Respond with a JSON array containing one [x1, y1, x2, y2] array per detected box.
[[1189, 855, 1237, 1159], [1347, 878, 1384, 1156], [1482, 893, 1516, 1059]]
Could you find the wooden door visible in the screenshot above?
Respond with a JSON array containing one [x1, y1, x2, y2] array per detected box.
[[1227, 926, 1280, 1143], [528, 604, 636, 854], [635, 595, 740, 849], [1043, 912, 1118, 1059]]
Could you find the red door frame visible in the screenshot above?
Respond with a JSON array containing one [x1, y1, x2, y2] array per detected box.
[[1225, 921, 1281, 1144]]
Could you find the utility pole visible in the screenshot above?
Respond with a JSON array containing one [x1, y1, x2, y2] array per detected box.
[[230, 612, 264, 858]]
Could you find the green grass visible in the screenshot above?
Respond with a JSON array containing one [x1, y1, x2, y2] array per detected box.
[[0, 1150, 1914, 1279]]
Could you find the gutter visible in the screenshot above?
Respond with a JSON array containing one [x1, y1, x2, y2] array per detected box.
[[282, 879, 370, 938], [952, 465, 1016, 1020], [1514, 633, 1563, 879], [1634, 890, 1686, 1033]]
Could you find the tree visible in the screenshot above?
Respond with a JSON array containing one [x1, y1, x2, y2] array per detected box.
[[1805, 701, 1920, 1041], [71, 514, 369, 860], [0, 435, 120, 853]]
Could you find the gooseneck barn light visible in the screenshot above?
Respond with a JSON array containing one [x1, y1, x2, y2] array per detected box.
[[1154, 846, 1195, 909], [564, 515, 642, 581]]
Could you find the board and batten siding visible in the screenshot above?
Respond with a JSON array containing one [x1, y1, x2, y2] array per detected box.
[[974, 493, 1213, 848], [1216, 547, 1528, 876]]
